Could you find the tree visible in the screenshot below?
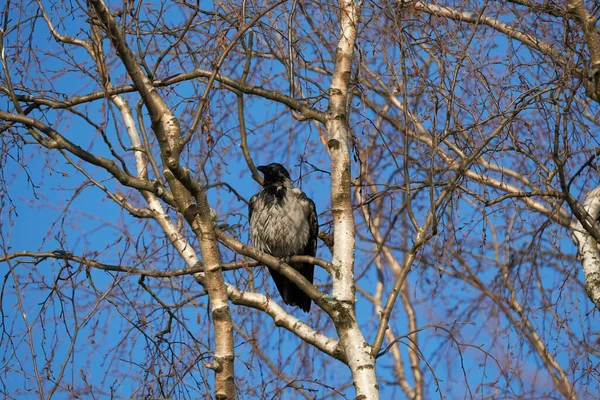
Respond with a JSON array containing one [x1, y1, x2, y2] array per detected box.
[[1, 0, 600, 398]]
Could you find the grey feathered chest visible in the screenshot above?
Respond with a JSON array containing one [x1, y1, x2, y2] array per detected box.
[[250, 185, 311, 257]]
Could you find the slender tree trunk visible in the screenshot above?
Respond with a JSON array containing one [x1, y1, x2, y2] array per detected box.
[[327, 1, 379, 398], [88, 1, 237, 397]]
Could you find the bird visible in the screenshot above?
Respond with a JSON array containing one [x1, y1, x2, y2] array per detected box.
[[249, 163, 318, 312]]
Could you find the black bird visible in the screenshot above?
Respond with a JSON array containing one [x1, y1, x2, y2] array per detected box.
[[249, 163, 318, 312]]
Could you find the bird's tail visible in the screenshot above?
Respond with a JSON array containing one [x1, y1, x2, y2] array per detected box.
[[268, 263, 313, 312]]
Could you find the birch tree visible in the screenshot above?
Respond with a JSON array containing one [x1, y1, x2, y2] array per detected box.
[[1, 0, 600, 399]]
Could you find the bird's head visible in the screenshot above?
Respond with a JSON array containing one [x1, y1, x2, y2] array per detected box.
[[257, 163, 291, 185]]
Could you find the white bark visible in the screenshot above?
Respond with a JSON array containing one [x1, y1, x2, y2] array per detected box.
[[89, 1, 236, 397], [571, 186, 600, 310], [225, 284, 341, 356], [112, 95, 201, 268], [327, 1, 380, 399]]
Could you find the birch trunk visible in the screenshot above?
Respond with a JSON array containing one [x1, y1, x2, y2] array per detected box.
[[571, 186, 600, 310], [88, 1, 237, 397], [327, 1, 380, 398]]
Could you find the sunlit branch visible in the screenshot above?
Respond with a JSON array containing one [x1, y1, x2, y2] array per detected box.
[[505, 0, 564, 18], [215, 229, 331, 313], [0, 66, 327, 124], [361, 77, 574, 227], [232, 323, 315, 400], [371, 86, 553, 357], [355, 180, 418, 399], [221, 283, 343, 361], [442, 247, 576, 398], [0, 110, 177, 206], [413, 1, 569, 68], [60, 150, 154, 218], [185, 0, 287, 143], [567, 0, 600, 101]]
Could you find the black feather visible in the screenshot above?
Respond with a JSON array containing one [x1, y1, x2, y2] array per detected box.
[[249, 163, 318, 312]]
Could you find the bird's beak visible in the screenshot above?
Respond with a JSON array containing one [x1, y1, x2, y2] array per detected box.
[[257, 165, 268, 174]]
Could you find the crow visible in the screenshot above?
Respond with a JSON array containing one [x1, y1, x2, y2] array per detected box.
[[249, 163, 318, 312]]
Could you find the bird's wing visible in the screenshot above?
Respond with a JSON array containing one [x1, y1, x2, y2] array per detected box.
[[305, 196, 318, 258], [285, 191, 317, 312], [248, 194, 256, 223]]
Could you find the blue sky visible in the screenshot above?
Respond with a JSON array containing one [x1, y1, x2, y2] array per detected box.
[[2, 0, 600, 399]]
